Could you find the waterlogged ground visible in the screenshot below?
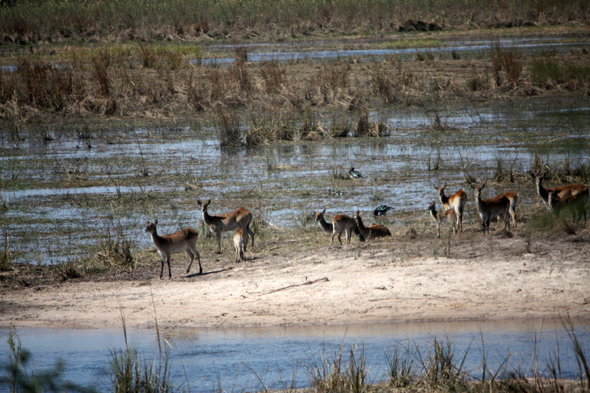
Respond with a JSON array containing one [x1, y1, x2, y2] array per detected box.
[[1, 97, 589, 265]]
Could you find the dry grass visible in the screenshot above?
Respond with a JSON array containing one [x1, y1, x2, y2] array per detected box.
[[1, 38, 589, 130], [1, 0, 589, 46]]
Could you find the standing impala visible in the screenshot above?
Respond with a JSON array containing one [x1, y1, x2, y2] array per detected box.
[[532, 173, 588, 223], [314, 209, 333, 235], [353, 210, 391, 240], [436, 185, 467, 233], [233, 229, 249, 263], [471, 183, 512, 235], [428, 201, 457, 238], [197, 199, 254, 254], [332, 214, 365, 245], [145, 219, 201, 278]]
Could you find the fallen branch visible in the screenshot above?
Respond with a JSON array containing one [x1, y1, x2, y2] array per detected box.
[[262, 277, 329, 295]]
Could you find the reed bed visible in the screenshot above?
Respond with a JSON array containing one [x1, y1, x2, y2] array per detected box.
[[2, 42, 589, 146], [1, 0, 589, 45]]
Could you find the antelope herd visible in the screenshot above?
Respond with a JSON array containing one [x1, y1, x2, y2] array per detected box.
[[145, 172, 588, 278]]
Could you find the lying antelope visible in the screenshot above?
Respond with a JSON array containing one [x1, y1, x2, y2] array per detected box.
[[532, 172, 588, 223], [145, 219, 201, 279], [197, 199, 254, 254], [332, 214, 365, 245], [428, 201, 457, 238], [233, 229, 249, 263], [436, 185, 467, 233], [353, 210, 391, 240], [471, 183, 512, 235], [314, 209, 333, 235]]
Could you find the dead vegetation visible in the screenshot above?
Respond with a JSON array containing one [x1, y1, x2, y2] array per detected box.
[[1, 38, 589, 140]]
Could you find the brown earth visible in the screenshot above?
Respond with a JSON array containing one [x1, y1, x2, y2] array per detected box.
[[1, 224, 589, 330]]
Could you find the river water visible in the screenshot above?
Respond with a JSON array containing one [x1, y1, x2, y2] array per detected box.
[[1, 319, 589, 392]]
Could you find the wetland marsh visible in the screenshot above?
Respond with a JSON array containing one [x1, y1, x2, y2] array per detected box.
[[1, 2, 590, 391]]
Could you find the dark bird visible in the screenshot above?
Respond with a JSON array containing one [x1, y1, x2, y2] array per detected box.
[[373, 205, 394, 216], [348, 167, 362, 179]]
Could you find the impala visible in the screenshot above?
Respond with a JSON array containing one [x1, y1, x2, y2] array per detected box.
[[436, 185, 467, 233], [353, 210, 391, 240], [332, 214, 365, 245], [471, 183, 512, 235], [233, 229, 249, 263], [197, 199, 254, 254], [532, 172, 588, 223], [314, 208, 333, 235], [145, 219, 201, 279], [499, 190, 518, 228], [428, 201, 457, 238]]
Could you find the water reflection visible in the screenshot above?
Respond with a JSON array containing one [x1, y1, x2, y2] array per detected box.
[[1, 319, 589, 392]]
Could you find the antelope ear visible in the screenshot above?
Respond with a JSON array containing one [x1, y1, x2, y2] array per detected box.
[[197, 200, 201, 205], [481, 183, 486, 189], [322, 208, 326, 214], [207, 199, 211, 205], [154, 219, 158, 225]]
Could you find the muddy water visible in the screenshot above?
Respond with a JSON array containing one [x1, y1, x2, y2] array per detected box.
[[1, 102, 589, 264], [1, 319, 589, 391]]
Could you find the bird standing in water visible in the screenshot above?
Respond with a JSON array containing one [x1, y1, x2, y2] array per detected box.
[[349, 167, 362, 179], [373, 205, 394, 216]]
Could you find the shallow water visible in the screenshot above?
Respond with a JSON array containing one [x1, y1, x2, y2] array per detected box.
[[197, 36, 590, 65], [1, 100, 589, 264], [1, 319, 589, 392]]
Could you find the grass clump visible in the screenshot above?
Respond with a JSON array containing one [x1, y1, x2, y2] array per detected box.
[[0, 229, 11, 272], [309, 342, 367, 393], [72, 239, 135, 277], [108, 348, 172, 393], [217, 108, 244, 147], [260, 60, 285, 94], [491, 40, 522, 86], [529, 54, 590, 90]]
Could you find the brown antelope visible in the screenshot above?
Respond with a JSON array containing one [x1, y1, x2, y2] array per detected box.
[[144, 220, 201, 279], [314, 209, 333, 235], [331, 214, 365, 245], [353, 210, 391, 240], [197, 199, 254, 254], [233, 229, 249, 263], [548, 189, 587, 219], [436, 185, 467, 233], [532, 173, 588, 223], [498, 190, 518, 228], [471, 183, 512, 235], [428, 201, 457, 238]]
